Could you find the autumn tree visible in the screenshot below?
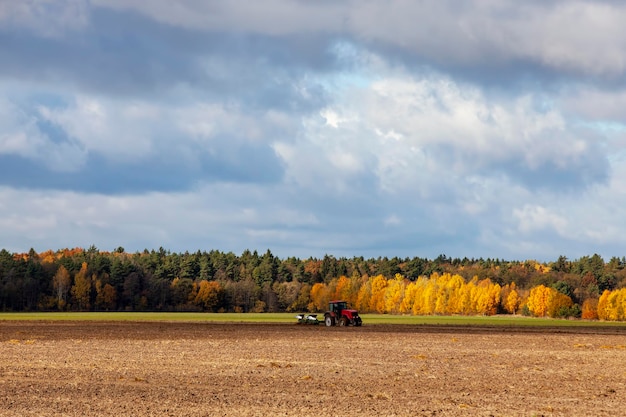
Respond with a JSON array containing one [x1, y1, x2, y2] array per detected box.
[[355, 278, 373, 313], [384, 274, 405, 314], [71, 262, 92, 310], [411, 276, 435, 315], [53, 265, 71, 310], [526, 284, 573, 318], [476, 278, 501, 316], [597, 289, 626, 321], [400, 279, 418, 314], [369, 274, 388, 313], [547, 291, 574, 318], [308, 282, 331, 312], [581, 298, 599, 320], [526, 285, 552, 317], [442, 273, 465, 314], [332, 276, 352, 305], [194, 280, 223, 311], [502, 283, 521, 314]]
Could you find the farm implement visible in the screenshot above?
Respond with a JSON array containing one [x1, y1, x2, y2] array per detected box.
[[295, 313, 321, 324]]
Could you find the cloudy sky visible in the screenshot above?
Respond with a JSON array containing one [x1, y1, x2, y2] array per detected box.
[[1, 0, 626, 261]]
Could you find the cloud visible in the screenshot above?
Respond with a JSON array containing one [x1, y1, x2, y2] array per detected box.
[[513, 205, 568, 235], [90, 0, 626, 82], [0, 97, 86, 172], [562, 86, 626, 122]]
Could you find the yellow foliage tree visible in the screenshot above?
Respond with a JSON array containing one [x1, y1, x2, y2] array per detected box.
[[369, 275, 388, 313], [505, 288, 520, 314], [457, 278, 475, 315], [443, 273, 465, 314], [526, 285, 573, 318], [308, 283, 330, 312], [597, 289, 626, 321], [474, 279, 501, 316], [384, 274, 405, 314], [416, 278, 437, 315], [400, 280, 418, 314], [546, 291, 574, 318], [356, 279, 372, 313], [333, 276, 352, 303], [526, 285, 552, 317]]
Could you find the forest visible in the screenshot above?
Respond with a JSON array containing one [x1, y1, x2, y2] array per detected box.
[[1, 246, 626, 320]]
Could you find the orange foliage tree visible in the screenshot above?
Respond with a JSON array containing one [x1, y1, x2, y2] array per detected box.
[[194, 280, 223, 311], [581, 298, 599, 320]]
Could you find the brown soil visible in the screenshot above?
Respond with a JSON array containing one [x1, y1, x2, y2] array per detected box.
[[1, 321, 625, 416]]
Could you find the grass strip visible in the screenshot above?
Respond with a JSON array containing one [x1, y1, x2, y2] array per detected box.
[[1, 312, 626, 328]]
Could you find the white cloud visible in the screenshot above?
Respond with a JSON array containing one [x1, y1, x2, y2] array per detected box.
[[384, 214, 401, 226], [0, 98, 86, 172], [38, 96, 157, 160], [0, 99, 44, 157], [513, 205, 568, 235], [177, 103, 296, 145]]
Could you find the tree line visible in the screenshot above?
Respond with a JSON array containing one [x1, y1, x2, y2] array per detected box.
[[1, 247, 626, 320]]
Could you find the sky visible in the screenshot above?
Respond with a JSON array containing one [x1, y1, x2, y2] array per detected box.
[[1, 0, 626, 262]]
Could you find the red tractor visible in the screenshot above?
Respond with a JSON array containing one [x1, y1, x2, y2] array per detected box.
[[324, 300, 362, 327]]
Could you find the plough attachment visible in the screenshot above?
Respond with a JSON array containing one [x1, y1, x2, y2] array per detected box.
[[295, 314, 321, 325]]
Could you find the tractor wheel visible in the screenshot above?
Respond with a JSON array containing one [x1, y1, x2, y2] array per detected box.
[[339, 317, 348, 327], [325, 316, 335, 327]]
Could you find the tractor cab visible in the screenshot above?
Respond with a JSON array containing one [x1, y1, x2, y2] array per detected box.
[[330, 301, 348, 314]]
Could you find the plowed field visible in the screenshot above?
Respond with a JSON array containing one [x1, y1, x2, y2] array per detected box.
[[1, 321, 626, 416]]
